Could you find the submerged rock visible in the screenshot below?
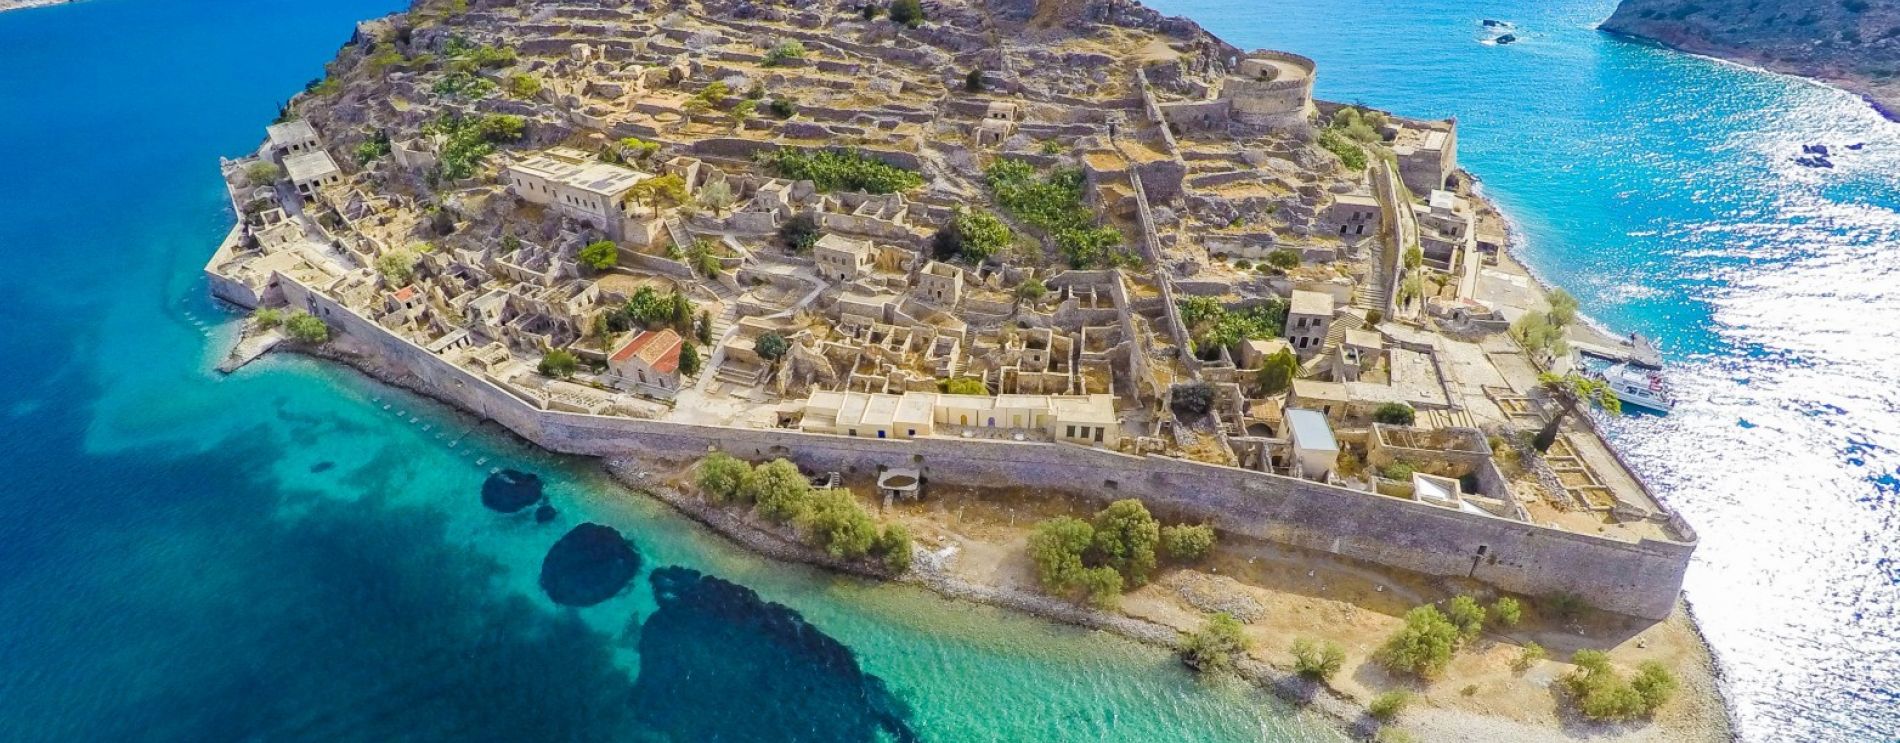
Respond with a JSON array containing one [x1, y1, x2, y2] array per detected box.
[[481, 469, 544, 513], [309, 461, 335, 473], [534, 503, 557, 523], [539, 523, 641, 607], [632, 567, 919, 742], [1495, 33, 1518, 45]]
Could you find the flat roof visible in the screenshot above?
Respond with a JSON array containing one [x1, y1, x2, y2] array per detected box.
[[1285, 408, 1337, 452], [511, 154, 646, 197], [283, 151, 340, 183], [1289, 289, 1334, 317], [267, 120, 318, 147]]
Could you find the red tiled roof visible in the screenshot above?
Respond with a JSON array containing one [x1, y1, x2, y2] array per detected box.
[[610, 328, 684, 374], [391, 285, 418, 302]]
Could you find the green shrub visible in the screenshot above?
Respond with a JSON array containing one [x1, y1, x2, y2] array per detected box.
[[252, 308, 284, 329], [1182, 613, 1250, 673], [1513, 642, 1546, 671], [505, 73, 542, 99], [537, 348, 578, 378], [1317, 129, 1368, 171], [620, 286, 695, 332], [744, 458, 811, 522], [1562, 651, 1675, 721], [762, 40, 806, 65], [431, 71, 495, 100], [579, 240, 619, 271], [768, 97, 797, 118], [759, 148, 923, 194], [755, 331, 789, 361], [1265, 248, 1302, 270], [1176, 296, 1288, 352], [798, 488, 879, 558], [678, 342, 701, 376], [1368, 690, 1412, 721], [965, 68, 984, 92], [941, 208, 1012, 263], [695, 452, 751, 503], [888, 0, 923, 26], [942, 377, 988, 395], [354, 132, 392, 164], [1491, 597, 1522, 628], [1378, 461, 1416, 481], [1017, 277, 1048, 301], [1377, 606, 1459, 679], [1160, 523, 1216, 563], [1373, 402, 1417, 426], [1028, 516, 1094, 592], [1076, 565, 1124, 608], [423, 113, 525, 181], [777, 213, 820, 251], [284, 312, 329, 344], [1291, 638, 1346, 681], [1444, 596, 1486, 642], [874, 523, 913, 573]]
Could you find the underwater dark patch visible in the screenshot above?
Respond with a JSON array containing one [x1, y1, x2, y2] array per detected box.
[[309, 461, 334, 473], [539, 523, 641, 607], [632, 567, 918, 743], [534, 503, 556, 523], [481, 469, 543, 513]]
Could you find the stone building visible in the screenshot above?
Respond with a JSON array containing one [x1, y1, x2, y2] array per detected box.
[[504, 147, 647, 235], [1286, 289, 1334, 357], [266, 120, 322, 158], [813, 233, 876, 282], [283, 151, 342, 200], [1393, 119, 1459, 195], [607, 328, 685, 396]]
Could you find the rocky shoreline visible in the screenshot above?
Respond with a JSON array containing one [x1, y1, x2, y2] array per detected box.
[[1600, 1, 1900, 121], [243, 328, 1727, 742], [0, 0, 79, 13]]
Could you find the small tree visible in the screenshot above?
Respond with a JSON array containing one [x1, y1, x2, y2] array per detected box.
[[1017, 277, 1048, 301], [580, 240, 619, 272], [1403, 244, 1423, 270], [246, 161, 284, 185], [678, 341, 702, 376], [755, 331, 789, 362], [1368, 690, 1412, 721], [1563, 651, 1676, 721], [1547, 288, 1580, 327], [767, 97, 797, 119], [888, 0, 924, 26], [1377, 605, 1460, 679], [729, 99, 757, 129], [284, 312, 329, 344], [778, 213, 820, 251], [965, 68, 985, 92], [695, 310, 714, 345], [1533, 372, 1621, 452], [874, 523, 913, 573], [1265, 248, 1302, 271], [1291, 638, 1346, 681], [252, 308, 284, 330], [1182, 612, 1251, 674], [538, 348, 579, 378], [1372, 402, 1416, 426], [376, 249, 419, 285], [696, 452, 751, 503], [1160, 523, 1216, 563], [1092, 499, 1160, 586], [1027, 516, 1093, 592], [744, 458, 811, 522], [505, 73, 542, 99], [798, 488, 878, 558], [697, 179, 735, 215], [628, 173, 689, 209], [1257, 348, 1300, 395]]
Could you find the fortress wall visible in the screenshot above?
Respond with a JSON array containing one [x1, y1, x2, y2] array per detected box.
[[259, 269, 1693, 620]]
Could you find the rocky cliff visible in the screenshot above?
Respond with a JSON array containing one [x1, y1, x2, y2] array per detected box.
[[1601, 0, 1900, 117]]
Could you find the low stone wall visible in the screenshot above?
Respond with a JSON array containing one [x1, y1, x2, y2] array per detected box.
[[237, 266, 1694, 620]]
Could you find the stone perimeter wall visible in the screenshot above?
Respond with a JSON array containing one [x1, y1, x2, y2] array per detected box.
[[219, 260, 1693, 620]]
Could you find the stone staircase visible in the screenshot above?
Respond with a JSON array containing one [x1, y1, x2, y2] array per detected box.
[[663, 217, 693, 254]]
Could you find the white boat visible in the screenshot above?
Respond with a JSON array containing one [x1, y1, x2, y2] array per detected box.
[[1598, 362, 1673, 413]]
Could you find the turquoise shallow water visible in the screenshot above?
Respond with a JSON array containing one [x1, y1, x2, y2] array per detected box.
[[1143, 0, 1900, 739], [0, 1, 1349, 741]]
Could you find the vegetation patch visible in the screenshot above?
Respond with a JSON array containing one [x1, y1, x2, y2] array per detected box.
[[983, 158, 1132, 268], [758, 148, 924, 194]]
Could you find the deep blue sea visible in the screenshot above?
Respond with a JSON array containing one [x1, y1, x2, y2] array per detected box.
[[1, 0, 1895, 741]]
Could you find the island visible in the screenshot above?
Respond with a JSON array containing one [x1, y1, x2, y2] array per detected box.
[[1603, 0, 1900, 118], [204, 0, 1727, 738]]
